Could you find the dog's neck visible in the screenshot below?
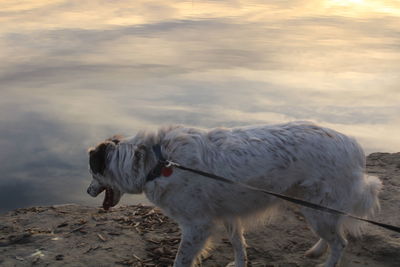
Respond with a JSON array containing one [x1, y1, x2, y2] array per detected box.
[[106, 142, 158, 194], [145, 144, 169, 182]]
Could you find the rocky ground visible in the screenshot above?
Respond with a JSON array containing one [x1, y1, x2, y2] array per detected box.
[[1, 153, 399, 267]]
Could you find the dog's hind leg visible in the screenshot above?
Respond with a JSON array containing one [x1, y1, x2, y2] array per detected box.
[[302, 209, 347, 267], [173, 220, 213, 267], [224, 219, 247, 267]]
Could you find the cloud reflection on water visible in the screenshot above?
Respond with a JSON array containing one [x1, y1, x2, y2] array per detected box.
[[0, 0, 399, 212]]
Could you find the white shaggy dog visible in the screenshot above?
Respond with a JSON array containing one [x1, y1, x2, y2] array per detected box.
[[87, 122, 381, 267]]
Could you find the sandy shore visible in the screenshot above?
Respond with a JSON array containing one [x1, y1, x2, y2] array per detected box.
[[1, 153, 399, 266]]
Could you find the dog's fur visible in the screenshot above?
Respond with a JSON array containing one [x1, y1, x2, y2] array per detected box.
[[87, 122, 382, 267]]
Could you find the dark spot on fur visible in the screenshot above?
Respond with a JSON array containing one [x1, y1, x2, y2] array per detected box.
[[107, 134, 124, 144], [325, 132, 334, 138], [89, 143, 109, 175], [134, 150, 142, 161], [133, 144, 147, 169]]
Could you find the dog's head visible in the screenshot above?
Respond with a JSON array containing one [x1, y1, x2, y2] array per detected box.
[[87, 136, 124, 210]]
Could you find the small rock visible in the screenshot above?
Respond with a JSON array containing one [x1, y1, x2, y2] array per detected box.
[[57, 222, 68, 228], [97, 233, 107, 242], [55, 254, 64, 261]]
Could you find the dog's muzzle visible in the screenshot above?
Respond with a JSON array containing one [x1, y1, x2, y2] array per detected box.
[[87, 180, 105, 197], [87, 180, 122, 210]]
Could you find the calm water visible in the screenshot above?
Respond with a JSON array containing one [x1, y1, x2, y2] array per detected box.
[[1, 1, 399, 213]]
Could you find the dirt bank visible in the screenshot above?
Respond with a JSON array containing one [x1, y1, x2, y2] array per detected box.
[[1, 153, 399, 266]]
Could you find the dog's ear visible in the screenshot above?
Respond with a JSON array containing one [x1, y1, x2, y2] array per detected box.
[[89, 142, 111, 175]]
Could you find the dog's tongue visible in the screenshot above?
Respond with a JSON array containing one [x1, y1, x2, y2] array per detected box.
[[102, 187, 114, 210]]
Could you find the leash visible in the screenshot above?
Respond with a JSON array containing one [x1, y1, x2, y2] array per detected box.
[[148, 145, 400, 234]]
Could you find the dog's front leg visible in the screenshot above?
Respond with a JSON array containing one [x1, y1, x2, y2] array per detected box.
[[173, 221, 213, 267]]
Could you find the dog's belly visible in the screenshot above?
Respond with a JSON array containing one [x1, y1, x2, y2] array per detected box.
[[149, 171, 302, 222], [207, 183, 281, 217]]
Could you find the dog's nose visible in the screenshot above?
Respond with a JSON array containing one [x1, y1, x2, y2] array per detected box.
[[87, 187, 92, 195]]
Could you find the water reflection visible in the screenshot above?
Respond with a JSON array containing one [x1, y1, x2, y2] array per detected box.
[[0, 0, 399, 213]]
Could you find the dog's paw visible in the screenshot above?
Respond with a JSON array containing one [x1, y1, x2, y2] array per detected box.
[[305, 248, 324, 259], [305, 239, 328, 259]]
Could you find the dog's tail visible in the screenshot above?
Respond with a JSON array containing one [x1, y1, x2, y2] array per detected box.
[[344, 174, 382, 236]]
